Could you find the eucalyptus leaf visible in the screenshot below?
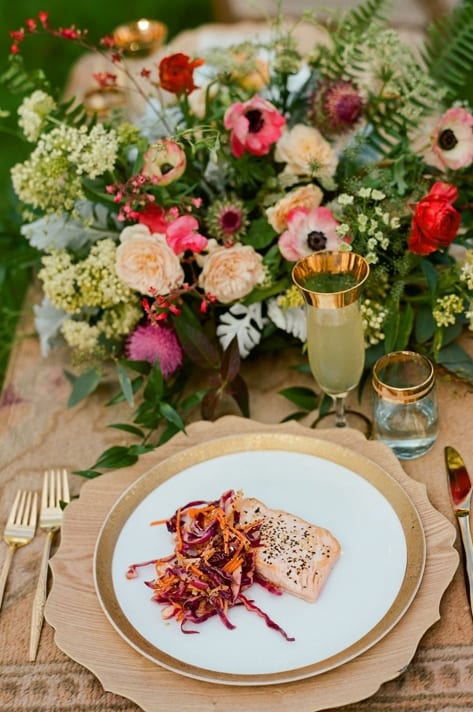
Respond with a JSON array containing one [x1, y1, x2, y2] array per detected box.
[[67, 367, 102, 408], [117, 362, 134, 407], [437, 343, 473, 383]]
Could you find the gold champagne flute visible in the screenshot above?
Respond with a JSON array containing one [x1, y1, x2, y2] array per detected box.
[[292, 251, 371, 433]]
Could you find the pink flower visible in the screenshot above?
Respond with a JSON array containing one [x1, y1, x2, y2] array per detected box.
[[223, 95, 286, 158], [431, 107, 473, 170], [166, 215, 208, 254], [125, 323, 183, 377], [278, 207, 344, 261]]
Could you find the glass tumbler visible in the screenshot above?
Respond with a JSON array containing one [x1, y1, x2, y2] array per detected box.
[[372, 351, 438, 459]]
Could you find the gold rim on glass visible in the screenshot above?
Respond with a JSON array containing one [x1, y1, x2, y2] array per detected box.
[[372, 351, 435, 404], [292, 251, 369, 308], [113, 19, 168, 56]]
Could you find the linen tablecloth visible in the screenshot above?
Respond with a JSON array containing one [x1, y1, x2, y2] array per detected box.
[[0, 287, 472, 711]]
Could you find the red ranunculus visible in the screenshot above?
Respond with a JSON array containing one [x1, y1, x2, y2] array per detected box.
[[407, 181, 461, 255], [158, 53, 204, 95]]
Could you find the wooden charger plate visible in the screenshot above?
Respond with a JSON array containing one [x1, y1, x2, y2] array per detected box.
[[46, 417, 458, 711]]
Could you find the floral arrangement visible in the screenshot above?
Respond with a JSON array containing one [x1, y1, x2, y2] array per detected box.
[[2, 0, 473, 475]]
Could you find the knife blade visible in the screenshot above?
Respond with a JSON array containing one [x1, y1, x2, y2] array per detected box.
[[445, 446, 473, 618]]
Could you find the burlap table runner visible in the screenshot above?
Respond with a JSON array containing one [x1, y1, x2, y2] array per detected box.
[[1, 286, 473, 710]]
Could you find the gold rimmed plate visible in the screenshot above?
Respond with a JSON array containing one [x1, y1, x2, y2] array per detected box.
[[93, 432, 425, 686]]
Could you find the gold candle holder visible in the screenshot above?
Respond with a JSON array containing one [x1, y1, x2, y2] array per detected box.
[[113, 19, 168, 57]]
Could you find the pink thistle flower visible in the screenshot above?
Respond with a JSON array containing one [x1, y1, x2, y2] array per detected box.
[[166, 215, 208, 254], [431, 107, 473, 170], [224, 96, 286, 158], [125, 323, 183, 377], [278, 207, 344, 261]]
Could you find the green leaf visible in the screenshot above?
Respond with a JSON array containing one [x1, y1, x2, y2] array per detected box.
[[158, 422, 181, 446], [72, 469, 102, 479], [67, 367, 102, 408], [436, 343, 473, 383], [415, 305, 436, 344], [179, 389, 207, 411], [395, 303, 414, 350], [241, 217, 276, 249], [118, 358, 151, 375], [117, 362, 134, 407], [106, 375, 144, 406], [280, 411, 310, 423], [278, 386, 319, 411], [159, 401, 186, 431], [108, 423, 145, 437], [383, 309, 399, 354], [421, 259, 438, 296], [91, 445, 138, 470], [143, 362, 164, 401]]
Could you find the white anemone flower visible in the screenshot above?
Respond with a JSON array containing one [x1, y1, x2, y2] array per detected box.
[[216, 303, 268, 358]]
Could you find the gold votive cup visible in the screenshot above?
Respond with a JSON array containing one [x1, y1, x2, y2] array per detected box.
[[113, 19, 168, 57]]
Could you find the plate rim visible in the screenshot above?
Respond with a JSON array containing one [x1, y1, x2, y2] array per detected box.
[[93, 431, 426, 686]]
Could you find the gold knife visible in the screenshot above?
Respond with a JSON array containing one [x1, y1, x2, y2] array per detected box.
[[445, 446, 473, 618]]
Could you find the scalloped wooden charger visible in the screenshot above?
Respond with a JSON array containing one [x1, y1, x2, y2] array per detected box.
[[46, 417, 458, 711]]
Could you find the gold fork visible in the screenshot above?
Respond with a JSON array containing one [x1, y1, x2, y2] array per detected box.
[[0, 490, 38, 611], [29, 469, 70, 662]]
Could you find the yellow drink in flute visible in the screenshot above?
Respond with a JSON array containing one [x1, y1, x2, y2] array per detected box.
[[306, 300, 365, 398]]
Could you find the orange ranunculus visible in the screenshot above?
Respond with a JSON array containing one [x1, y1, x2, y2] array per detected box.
[[158, 53, 204, 95]]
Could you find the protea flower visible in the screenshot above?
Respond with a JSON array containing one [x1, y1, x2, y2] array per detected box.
[[311, 80, 363, 135]]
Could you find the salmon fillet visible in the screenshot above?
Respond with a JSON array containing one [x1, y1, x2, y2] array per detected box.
[[238, 497, 341, 603]]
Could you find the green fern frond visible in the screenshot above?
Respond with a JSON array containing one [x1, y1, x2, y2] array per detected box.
[[0, 55, 50, 97], [422, 0, 473, 104]]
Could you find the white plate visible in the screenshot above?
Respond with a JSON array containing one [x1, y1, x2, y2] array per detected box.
[[94, 432, 425, 685]]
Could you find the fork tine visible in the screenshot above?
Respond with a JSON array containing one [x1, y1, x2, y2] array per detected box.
[[6, 490, 21, 526], [41, 471, 49, 510], [28, 493, 38, 528], [61, 469, 70, 504], [20, 492, 32, 526]]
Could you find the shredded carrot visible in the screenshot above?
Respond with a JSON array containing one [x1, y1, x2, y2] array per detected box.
[[126, 489, 294, 640]]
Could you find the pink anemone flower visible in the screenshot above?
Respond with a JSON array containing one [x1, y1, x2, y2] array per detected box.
[[278, 207, 344, 262], [223, 95, 286, 158], [431, 107, 473, 170]]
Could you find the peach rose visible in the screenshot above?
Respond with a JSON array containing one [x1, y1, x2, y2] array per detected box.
[[275, 124, 338, 185], [198, 243, 265, 303], [115, 224, 184, 295], [266, 184, 324, 233]]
